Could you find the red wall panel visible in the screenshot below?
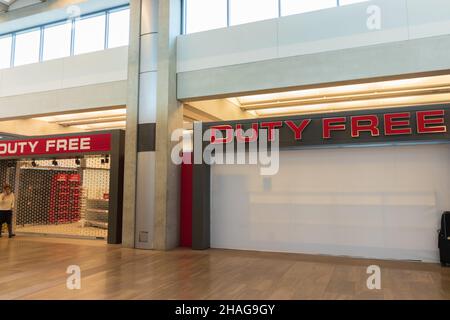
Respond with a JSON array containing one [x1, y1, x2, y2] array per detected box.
[[180, 153, 193, 247]]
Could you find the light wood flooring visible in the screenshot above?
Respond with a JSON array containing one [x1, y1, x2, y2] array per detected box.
[[0, 236, 449, 300]]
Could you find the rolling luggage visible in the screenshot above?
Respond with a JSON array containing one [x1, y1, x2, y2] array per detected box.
[[439, 212, 450, 267]]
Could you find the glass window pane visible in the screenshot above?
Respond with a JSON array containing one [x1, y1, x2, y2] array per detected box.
[[74, 14, 106, 55], [281, 0, 337, 16], [0, 35, 12, 69], [230, 0, 279, 26], [186, 0, 228, 34], [108, 8, 130, 48], [340, 0, 369, 5], [14, 29, 41, 67], [43, 22, 72, 61]]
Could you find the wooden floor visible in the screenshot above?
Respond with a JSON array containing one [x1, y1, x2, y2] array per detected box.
[[0, 236, 449, 300]]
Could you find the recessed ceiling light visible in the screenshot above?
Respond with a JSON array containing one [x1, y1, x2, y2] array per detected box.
[[33, 109, 126, 123]]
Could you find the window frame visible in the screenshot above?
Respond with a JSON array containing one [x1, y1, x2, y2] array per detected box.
[[13, 27, 42, 67], [42, 20, 74, 61], [0, 4, 129, 69], [183, 0, 229, 34], [228, 0, 281, 26], [106, 6, 131, 49], [73, 11, 108, 55], [183, 0, 372, 34], [0, 34, 13, 69], [280, 0, 339, 17]]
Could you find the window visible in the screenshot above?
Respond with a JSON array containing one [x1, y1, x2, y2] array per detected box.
[[281, 0, 337, 16], [0, 6, 129, 70], [185, 0, 228, 34], [43, 22, 72, 61], [14, 29, 41, 66], [108, 8, 130, 48], [0, 36, 12, 69], [74, 13, 106, 55], [339, 0, 370, 5], [229, 0, 279, 26], [183, 1, 375, 33]]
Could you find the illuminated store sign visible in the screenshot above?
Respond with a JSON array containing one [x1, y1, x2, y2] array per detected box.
[[206, 107, 449, 147], [0, 133, 112, 157]]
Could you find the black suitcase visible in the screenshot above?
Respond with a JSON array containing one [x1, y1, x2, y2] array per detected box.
[[439, 212, 450, 266]]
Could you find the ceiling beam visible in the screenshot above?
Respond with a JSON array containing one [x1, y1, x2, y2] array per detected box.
[[0, 3, 8, 12], [0, 0, 46, 13], [0, 0, 17, 8]]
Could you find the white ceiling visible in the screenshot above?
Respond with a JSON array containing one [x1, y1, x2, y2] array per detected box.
[[33, 108, 127, 131], [0, 0, 16, 12]]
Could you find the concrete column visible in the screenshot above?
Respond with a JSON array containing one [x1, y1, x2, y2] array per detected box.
[[133, 0, 159, 250], [154, 0, 183, 250], [123, 0, 182, 250], [122, 0, 141, 248]]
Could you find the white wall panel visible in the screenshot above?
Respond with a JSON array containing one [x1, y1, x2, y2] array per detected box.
[[62, 47, 128, 88], [211, 144, 450, 262], [140, 33, 158, 73], [0, 59, 64, 97], [0, 80, 127, 119], [139, 71, 157, 124], [407, 0, 450, 39], [278, 0, 408, 58], [177, 0, 450, 74], [0, 46, 128, 99], [177, 19, 278, 72]]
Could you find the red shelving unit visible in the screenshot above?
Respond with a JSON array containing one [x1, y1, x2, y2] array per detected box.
[[49, 173, 81, 224]]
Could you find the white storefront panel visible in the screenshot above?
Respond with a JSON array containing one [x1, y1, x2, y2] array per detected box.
[[211, 144, 450, 262]]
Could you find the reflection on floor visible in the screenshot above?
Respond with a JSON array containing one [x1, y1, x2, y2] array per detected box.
[[0, 237, 450, 300], [15, 222, 107, 239]]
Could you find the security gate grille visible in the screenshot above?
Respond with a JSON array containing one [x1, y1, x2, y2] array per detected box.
[[0, 156, 111, 240]]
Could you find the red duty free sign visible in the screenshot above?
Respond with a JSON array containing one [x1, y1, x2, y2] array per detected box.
[[208, 109, 448, 143], [0, 133, 112, 158]]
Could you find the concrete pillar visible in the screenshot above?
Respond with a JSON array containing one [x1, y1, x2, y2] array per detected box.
[[154, 0, 183, 250], [122, 0, 182, 250], [122, 0, 141, 248]]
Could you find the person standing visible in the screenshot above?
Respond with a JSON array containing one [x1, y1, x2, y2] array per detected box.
[[0, 184, 15, 238]]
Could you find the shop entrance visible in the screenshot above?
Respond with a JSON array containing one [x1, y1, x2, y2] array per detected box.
[[210, 144, 450, 262], [0, 130, 124, 243], [7, 157, 110, 239], [190, 104, 450, 262]]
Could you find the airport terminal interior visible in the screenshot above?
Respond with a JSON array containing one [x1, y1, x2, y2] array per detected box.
[[1, 0, 450, 300]]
